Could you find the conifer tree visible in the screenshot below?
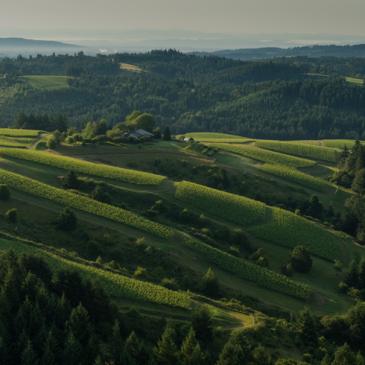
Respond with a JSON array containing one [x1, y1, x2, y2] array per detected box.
[[153, 324, 178, 365], [332, 343, 356, 365], [179, 327, 205, 365]]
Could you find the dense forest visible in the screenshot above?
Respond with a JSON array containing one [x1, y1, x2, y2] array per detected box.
[[2, 251, 365, 365], [1, 51, 365, 138]]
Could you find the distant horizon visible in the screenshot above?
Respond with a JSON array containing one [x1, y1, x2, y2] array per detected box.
[[1, 30, 365, 53]]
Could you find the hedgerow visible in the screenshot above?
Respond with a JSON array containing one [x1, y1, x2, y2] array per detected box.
[[0, 148, 166, 185], [210, 143, 315, 168], [256, 140, 339, 163], [0, 168, 173, 239]]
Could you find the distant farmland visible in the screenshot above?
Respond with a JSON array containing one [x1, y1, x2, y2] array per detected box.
[[21, 75, 72, 90]]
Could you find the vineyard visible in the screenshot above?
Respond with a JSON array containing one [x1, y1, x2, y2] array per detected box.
[[210, 143, 315, 168], [174, 181, 351, 261], [0, 236, 192, 309], [258, 163, 331, 192], [0, 168, 173, 239], [0, 128, 42, 138], [182, 132, 251, 143], [183, 237, 312, 300], [175, 181, 270, 226], [0, 148, 166, 185], [255, 140, 339, 163]]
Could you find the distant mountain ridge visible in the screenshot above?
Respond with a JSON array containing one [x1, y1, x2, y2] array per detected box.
[[0, 37, 80, 48], [195, 44, 365, 60], [0, 37, 84, 57]]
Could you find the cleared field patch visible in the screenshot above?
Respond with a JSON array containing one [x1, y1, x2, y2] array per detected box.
[[120, 63, 144, 73], [256, 140, 339, 163], [182, 132, 252, 143], [345, 76, 364, 86], [211, 143, 315, 168], [0, 148, 166, 185], [21, 75, 72, 90], [174, 181, 354, 262]]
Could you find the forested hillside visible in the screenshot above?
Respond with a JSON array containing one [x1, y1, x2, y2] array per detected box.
[[1, 51, 365, 138]]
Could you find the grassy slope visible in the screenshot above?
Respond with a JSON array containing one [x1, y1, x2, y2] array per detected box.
[[21, 75, 72, 90], [0, 135, 362, 314], [0, 233, 254, 328]]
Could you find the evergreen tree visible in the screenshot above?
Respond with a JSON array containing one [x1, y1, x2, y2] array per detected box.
[[216, 333, 249, 365], [153, 324, 178, 365], [332, 343, 356, 365], [123, 331, 147, 365], [21, 339, 39, 365], [352, 169, 365, 194], [179, 327, 205, 365], [111, 320, 123, 365], [201, 267, 220, 297], [163, 126, 171, 141]]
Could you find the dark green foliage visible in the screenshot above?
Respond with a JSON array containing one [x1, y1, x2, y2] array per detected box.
[[0, 184, 10, 201], [201, 267, 220, 297], [5, 208, 17, 223], [56, 207, 77, 231], [153, 324, 178, 365], [3, 53, 365, 139], [63, 171, 80, 190], [163, 126, 171, 141], [290, 246, 312, 273]]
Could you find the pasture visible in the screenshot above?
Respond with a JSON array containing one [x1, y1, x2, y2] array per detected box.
[[21, 75, 72, 90]]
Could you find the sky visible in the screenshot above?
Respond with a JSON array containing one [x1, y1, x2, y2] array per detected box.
[[1, 0, 365, 51], [1, 0, 365, 36]]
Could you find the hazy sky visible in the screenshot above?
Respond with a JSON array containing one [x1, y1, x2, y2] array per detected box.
[[1, 0, 365, 37]]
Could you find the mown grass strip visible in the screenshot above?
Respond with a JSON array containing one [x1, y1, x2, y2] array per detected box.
[[0, 128, 41, 138], [0, 148, 166, 185], [211, 143, 315, 168], [0, 168, 173, 239], [256, 140, 339, 163], [258, 163, 331, 192]]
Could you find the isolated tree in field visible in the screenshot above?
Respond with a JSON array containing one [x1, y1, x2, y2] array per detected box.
[[201, 267, 219, 297], [0, 184, 10, 201], [5, 208, 17, 223], [64, 171, 80, 189], [163, 126, 171, 140], [153, 324, 178, 365], [57, 207, 77, 231], [290, 245, 312, 273]]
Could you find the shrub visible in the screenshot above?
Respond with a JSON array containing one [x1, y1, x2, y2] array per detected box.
[[290, 246, 313, 273], [0, 184, 10, 201], [5, 208, 17, 223], [56, 207, 77, 231]]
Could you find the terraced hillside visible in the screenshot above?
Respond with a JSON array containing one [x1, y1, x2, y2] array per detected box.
[[0, 132, 363, 317]]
